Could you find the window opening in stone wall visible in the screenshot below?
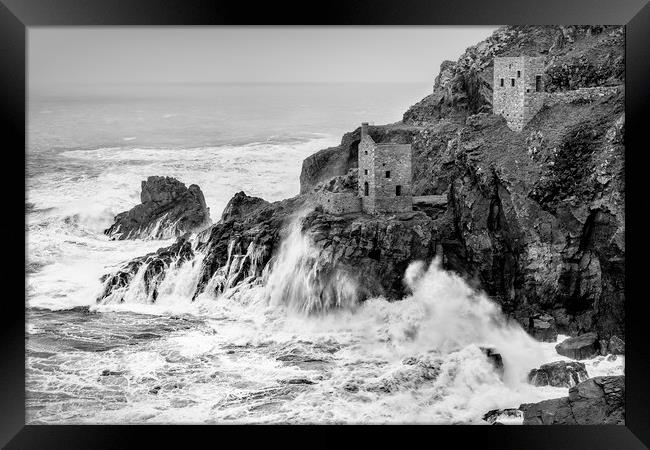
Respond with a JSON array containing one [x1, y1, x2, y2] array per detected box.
[[364, 182, 369, 196], [396, 185, 402, 196], [511, 78, 515, 87], [517, 70, 521, 78], [500, 78, 504, 87], [364, 169, 368, 175], [535, 75, 542, 92], [385, 171, 390, 178]]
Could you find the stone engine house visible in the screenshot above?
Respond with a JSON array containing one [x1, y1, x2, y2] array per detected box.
[[493, 56, 545, 131], [358, 123, 413, 214]]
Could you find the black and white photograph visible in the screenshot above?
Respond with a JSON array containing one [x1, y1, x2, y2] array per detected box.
[[25, 25, 626, 425]]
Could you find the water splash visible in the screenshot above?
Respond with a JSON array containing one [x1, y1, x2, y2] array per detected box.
[[263, 213, 358, 314]]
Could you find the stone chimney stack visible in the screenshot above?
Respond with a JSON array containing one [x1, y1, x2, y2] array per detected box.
[[361, 122, 369, 139]]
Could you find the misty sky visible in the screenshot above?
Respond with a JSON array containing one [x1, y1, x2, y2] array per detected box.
[[29, 27, 498, 87]]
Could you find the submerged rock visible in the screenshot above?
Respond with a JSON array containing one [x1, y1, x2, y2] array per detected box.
[[480, 347, 504, 377], [520, 375, 624, 425], [528, 361, 588, 387], [555, 332, 600, 360], [105, 176, 210, 240], [482, 408, 523, 425]]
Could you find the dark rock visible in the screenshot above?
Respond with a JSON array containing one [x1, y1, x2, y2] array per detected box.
[[480, 347, 504, 377], [521, 375, 624, 425], [608, 335, 625, 355], [100, 369, 123, 377], [482, 408, 522, 425], [528, 313, 558, 342], [528, 361, 588, 387], [149, 386, 161, 394], [220, 191, 269, 222], [279, 378, 316, 385], [105, 176, 210, 240], [555, 332, 600, 360]]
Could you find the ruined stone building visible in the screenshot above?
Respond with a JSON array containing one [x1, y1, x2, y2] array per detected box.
[[493, 56, 545, 131], [358, 122, 413, 214]]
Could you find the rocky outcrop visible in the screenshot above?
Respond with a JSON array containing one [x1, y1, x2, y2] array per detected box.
[[97, 192, 443, 307], [555, 333, 600, 360], [97, 237, 194, 303], [98, 25, 624, 344], [521, 375, 624, 425], [220, 191, 268, 222], [528, 361, 588, 388], [483, 408, 523, 425], [105, 176, 210, 240], [403, 25, 624, 125]]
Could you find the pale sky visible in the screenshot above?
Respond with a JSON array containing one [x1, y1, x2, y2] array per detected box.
[[29, 26, 498, 87]]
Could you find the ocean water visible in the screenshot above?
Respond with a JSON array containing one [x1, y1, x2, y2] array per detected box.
[[26, 82, 623, 424]]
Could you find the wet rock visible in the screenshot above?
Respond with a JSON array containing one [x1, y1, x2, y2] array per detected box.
[[105, 176, 210, 240], [608, 335, 625, 355], [528, 361, 588, 387], [482, 408, 523, 425], [520, 375, 624, 425], [149, 386, 161, 395], [480, 347, 504, 377], [220, 191, 269, 222], [279, 378, 316, 385], [555, 332, 600, 360], [528, 313, 558, 342]]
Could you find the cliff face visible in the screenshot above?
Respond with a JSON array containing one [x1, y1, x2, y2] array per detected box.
[[430, 93, 624, 338], [402, 25, 624, 125], [99, 25, 624, 341], [295, 25, 624, 339]]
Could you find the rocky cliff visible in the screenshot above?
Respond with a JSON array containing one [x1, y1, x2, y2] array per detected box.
[[296, 25, 625, 340], [104, 176, 211, 240], [99, 25, 624, 343]]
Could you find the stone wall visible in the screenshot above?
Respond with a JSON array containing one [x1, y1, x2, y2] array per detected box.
[[316, 190, 362, 215], [358, 135, 377, 212], [373, 143, 413, 213], [544, 86, 622, 108], [493, 56, 545, 131], [358, 131, 413, 214]]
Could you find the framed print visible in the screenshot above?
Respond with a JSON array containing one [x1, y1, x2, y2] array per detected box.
[[2, 0, 649, 447]]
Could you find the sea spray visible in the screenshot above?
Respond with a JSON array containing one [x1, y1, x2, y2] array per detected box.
[[396, 258, 547, 386], [263, 212, 358, 313]]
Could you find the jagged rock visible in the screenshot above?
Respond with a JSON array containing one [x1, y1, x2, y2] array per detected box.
[[105, 176, 210, 240], [97, 237, 195, 303], [555, 332, 600, 360], [403, 26, 624, 124], [528, 313, 558, 342], [528, 361, 588, 387], [480, 347, 504, 377], [220, 191, 269, 222], [520, 376, 624, 425], [483, 408, 523, 425], [608, 335, 625, 355]]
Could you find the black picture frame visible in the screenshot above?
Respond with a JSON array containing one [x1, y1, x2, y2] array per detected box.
[[3, 0, 649, 448]]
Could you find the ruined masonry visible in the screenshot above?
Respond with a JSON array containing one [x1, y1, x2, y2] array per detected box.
[[493, 56, 545, 132], [358, 122, 413, 214]]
